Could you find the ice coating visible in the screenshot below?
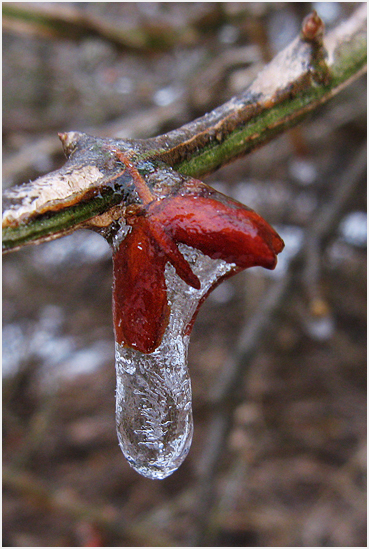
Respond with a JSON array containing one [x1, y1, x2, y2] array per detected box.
[[115, 245, 234, 479], [112, 180, 284, 355]]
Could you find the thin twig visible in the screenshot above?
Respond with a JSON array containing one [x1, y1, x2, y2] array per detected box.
[[188, 142, 367, 545]]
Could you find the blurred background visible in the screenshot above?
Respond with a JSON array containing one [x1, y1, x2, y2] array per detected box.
[[2, 2, 366, 546]]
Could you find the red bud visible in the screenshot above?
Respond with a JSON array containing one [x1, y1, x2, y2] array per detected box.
[[112, 181, 284, 353]]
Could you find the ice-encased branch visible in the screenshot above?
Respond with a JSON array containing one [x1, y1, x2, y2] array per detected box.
[[2, 5, 367, 253]]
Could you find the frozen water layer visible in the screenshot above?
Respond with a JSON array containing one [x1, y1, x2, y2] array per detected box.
[[115, 245, 235, 479]]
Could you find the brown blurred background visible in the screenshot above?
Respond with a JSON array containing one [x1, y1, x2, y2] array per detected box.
[[3, 3, 366, 546]]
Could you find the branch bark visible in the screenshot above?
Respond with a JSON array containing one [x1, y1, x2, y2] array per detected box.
[[2, 5, 367, 253]]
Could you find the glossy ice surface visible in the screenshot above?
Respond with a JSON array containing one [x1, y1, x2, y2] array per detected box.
[[115, 245, 234, 479]]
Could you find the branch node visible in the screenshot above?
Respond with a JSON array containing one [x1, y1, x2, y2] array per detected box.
[[58, 131, 81, 158], [301, 10, 331, 86], [301, 10, 325, 43]]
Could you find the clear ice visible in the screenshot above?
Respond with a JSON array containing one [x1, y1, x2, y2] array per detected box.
[[115, 244, 234, 479]]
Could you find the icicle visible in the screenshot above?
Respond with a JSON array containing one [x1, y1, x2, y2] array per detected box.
[[114, 245, 234, 479]]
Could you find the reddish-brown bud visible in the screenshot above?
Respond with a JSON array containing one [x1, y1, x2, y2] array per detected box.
[[112, 180, 284, 353]]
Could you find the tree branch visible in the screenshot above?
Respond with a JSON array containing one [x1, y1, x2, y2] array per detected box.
[[2, 5, 367, 253]]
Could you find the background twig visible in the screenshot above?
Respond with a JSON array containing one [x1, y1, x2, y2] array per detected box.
[[189, 142, 367, 545]]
